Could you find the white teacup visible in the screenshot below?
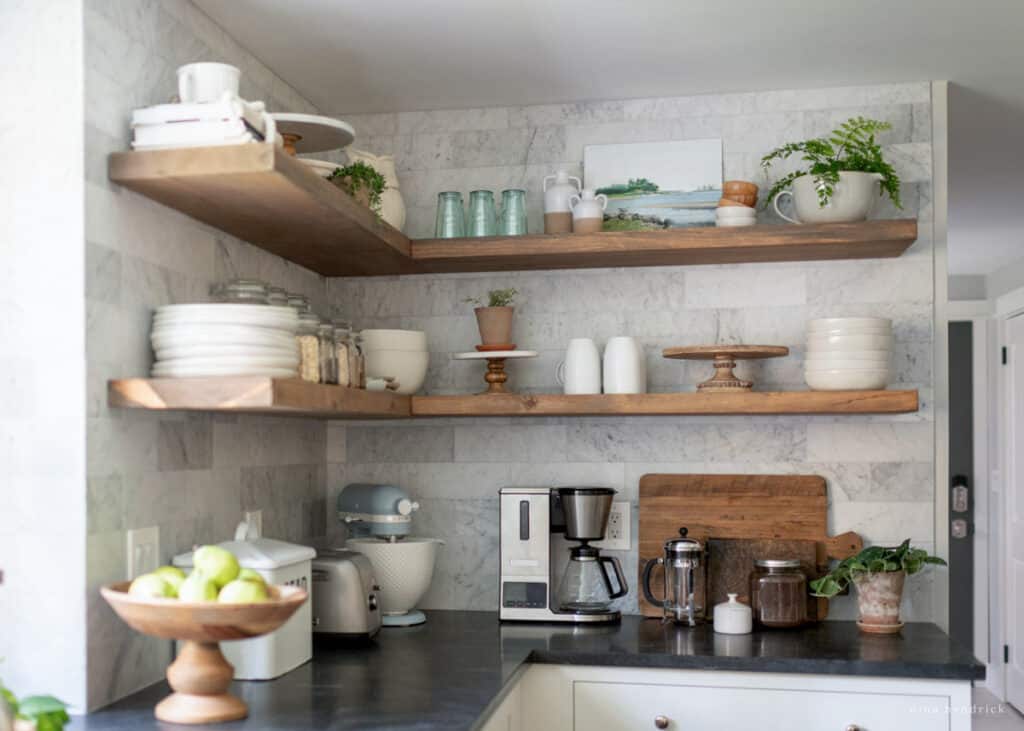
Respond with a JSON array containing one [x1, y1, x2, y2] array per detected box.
[[177, 62, 240, 103]]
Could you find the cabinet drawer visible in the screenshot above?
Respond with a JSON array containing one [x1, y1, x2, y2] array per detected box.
[[573, 680, 948, 731]]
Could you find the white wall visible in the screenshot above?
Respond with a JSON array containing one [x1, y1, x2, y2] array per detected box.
[[0, 0, 87, 711]]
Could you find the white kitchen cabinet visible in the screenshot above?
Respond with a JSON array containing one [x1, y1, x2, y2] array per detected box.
[[497, 665, 974, 731]]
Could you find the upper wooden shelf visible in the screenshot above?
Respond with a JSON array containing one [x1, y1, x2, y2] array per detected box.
[[108, 378, 918, 418], [108, 378, 410, 418], [109, 146, 917, 277]]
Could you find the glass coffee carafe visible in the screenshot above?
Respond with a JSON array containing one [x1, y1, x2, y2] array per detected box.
[[556, 544, 627, 613]]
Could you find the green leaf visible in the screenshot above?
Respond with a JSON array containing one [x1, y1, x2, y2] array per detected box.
[[18, 696, 68, 717], [34, 710, 71, 731]]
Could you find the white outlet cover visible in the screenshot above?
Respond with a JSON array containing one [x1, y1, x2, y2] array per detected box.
[[594, 502, 630, 551], [126, 526, 160, 580]]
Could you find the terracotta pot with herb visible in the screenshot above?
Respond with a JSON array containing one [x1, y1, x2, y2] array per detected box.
[[464, 288, 518, 346], [810, 539, 945, 634], [328, 160, 386, 217]]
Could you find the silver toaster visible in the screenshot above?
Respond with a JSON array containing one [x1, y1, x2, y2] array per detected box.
[[311, 549, 381, 638]]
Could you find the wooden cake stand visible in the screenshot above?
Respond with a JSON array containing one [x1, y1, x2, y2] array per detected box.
[[663, 345, 789, 392], [453, 349, 538, 394]]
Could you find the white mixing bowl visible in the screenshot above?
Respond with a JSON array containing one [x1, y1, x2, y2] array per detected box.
[[360, 329, 428, 352], [363, 349, 429, 394], [807, 317, 892, 332], [806, 333, 893, 351], [805, 368, 890, 391], [345, 537, 442, 616]]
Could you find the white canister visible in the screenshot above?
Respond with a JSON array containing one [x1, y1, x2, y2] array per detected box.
[[602, 336, 646, 394], [177, 62, 240, 103], [556, 338, 601, 394], [543, 171, 582, 234], [713, 593, 753, 635], [569, 189, 608, 234]]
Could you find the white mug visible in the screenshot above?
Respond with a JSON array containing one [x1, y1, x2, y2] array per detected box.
[[177, 62, 240, 103], [556, 338, 601, 394], [603, 336, 646, 394]]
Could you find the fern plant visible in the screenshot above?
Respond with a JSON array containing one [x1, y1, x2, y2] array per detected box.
[[761, 117, 902, 209]]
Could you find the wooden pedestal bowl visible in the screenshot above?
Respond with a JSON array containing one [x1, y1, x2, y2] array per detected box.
[[101, 581, 308, 725]]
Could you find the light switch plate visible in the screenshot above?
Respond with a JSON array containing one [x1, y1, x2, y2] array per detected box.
[[594, 502, 630, 551], [126, 526, 160, 580]]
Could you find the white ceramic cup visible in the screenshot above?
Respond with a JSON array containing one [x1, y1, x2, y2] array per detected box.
[[177, 62, 240, 103], [557, 338, 601, 395], [772, 171, 882, 224], [602, 336, 646, 394]]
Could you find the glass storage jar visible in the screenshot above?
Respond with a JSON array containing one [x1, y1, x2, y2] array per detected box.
[[749, 559, 807, 628], [266, 286, 289, 307], [211, 278, 269, 304], [352, 332, 366, 388], [287, 293, 311, 313], [318, 323, 337, 384], [296, 312, 321, 383], [333, 322, 352, 387]]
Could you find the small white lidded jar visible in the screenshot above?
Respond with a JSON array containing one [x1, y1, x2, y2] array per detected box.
[[713, 593, 753, 635]]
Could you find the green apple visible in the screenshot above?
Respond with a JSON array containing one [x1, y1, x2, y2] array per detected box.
[[128, 573, 174, 598], [178, 571, 219, 602], [192, 545, 240, 588], [237, 568, 265, 585], [153, 566, 186, 596], [218, 579, 268, 604]]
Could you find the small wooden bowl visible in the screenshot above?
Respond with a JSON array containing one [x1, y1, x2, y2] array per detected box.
[[723, 180, 759, 196], [102, 582, 308, 725], [722, 193, 757, 207]]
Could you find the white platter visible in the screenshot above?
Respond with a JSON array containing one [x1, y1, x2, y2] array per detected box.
[[452, 350, 538, 360], [154, 304, 297, 330], [270, 113, 354, 153], [155, 354, 299, 368], [152, 327, 297, 349], [154, 343, 298, 360], [151, 364, 298, 378]]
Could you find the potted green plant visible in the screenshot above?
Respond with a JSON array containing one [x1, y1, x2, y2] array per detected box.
[[327, 160, 387, 216], [0, 679, 70, 731], [464, 288, 519, 346], [810, 539, 945, 634], [761, 116, 902, 224]]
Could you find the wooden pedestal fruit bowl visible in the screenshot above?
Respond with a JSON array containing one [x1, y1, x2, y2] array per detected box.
[[101, 581, 308, 725]]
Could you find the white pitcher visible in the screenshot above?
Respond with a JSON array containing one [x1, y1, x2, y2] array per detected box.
[[569, 189, 608, 234], [556, 338, 601, 394], [603, 336, 646, 394], [346, 149, 406, 232], [543, 171, 582, 234]]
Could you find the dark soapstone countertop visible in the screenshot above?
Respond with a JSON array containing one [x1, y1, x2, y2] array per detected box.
[[74, 611, 983, 731]]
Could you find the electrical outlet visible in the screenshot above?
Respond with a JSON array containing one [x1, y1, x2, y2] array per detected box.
[[244, 509, 263, 538], [594, 502, 630, 551], [126, 526, 160, 580]]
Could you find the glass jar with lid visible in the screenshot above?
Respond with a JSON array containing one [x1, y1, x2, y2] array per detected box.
[[749, 559, 807, 628], [211, 278, 269, 304], [318, 323, 337, 384], [266, 286, 289, 307], [333, 321, 353, 388], [286, 293, 311, 313], [296, 312, 321, 383], [351, 331, 366, 388]]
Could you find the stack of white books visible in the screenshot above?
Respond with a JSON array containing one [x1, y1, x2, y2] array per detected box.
[[131, 96, 276, 150]]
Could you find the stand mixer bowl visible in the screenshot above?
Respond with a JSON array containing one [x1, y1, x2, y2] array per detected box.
[[345, 537, 442, 624], [558, 487, 616, 541]]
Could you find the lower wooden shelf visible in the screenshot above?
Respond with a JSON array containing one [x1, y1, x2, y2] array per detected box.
[[108, 378, 411, 418], [108, 379, 918, 418], [410, 390, 919, 416]]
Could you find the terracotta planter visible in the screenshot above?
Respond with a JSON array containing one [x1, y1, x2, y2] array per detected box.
[[474, 307, 514, 346], [853, 570, 905, 633]]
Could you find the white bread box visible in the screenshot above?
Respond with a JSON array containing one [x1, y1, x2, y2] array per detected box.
[[173, 536, 315, 680]]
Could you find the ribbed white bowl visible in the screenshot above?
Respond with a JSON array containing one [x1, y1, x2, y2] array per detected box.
[[807, 317, 892, 332], [345, 538, 442, 615], [806, 333, 893, 351], [359, 329, 428, 352], [805, 368, 889, 391]]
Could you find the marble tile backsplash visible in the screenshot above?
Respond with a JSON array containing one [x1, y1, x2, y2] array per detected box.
[[83, 0, 330, 711], [326, 81, 938, 624]]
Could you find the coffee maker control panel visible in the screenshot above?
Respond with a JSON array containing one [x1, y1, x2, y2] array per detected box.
[[501, 581, 547, 609]]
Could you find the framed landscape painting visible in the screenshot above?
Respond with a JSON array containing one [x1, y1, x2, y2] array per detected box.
[[583, 139, 723, 230]]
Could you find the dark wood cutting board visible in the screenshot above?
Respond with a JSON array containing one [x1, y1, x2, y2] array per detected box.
[[638, 474, 863, 619]]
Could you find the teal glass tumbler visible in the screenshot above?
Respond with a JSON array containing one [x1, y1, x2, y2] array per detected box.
[[434, 191, 466, 238], [498, 189, 528, 236], [467, 190, 498, 237]]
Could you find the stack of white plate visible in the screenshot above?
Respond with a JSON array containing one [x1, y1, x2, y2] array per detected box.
[[805, 317, 892, 390], [151, 304, 300, 378]]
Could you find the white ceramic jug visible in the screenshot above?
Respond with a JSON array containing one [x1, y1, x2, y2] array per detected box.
[[556, 338, 601, 394], [603, 336, 646, 394], [346, 149, 406, 232], [569, 189, 608, 234], [543, 171, 582, 234]]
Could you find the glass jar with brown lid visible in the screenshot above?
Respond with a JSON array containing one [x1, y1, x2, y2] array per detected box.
[[749, 559, 807, 628]]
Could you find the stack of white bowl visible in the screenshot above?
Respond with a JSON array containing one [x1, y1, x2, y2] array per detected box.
[[151, 304, 299, 378], [804, 317, 892, 390], [715, 206, 757, 227], [360, 329, 429, 395]]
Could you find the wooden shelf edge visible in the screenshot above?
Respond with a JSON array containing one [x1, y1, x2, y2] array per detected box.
[[410, 390, 919, 417], [108, 378, 411, 419]]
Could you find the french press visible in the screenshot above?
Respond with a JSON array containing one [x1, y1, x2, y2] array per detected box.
[[642, 528, 707, 626]]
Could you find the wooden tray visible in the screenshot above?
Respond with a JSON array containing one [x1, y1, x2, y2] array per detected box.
[[638, 474, 862, 619]]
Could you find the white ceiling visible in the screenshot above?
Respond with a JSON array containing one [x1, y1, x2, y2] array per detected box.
[[197, 0, 1024, 276]]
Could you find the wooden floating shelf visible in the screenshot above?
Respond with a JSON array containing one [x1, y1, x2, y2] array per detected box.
[[108, 378, 411, 419], [108, 146, 918, 277], [409, 390, 920, 417], [108, 378, 918, 418]]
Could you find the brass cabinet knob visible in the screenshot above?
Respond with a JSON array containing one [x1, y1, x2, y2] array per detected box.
[[654, 716, 670, 729]]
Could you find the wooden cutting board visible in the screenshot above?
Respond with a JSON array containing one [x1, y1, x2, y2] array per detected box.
[[638, 474, 863, 619]]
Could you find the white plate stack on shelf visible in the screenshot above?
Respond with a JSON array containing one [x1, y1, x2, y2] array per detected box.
[[804, 317, 893, 390], [151, 304, 300, 378]]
